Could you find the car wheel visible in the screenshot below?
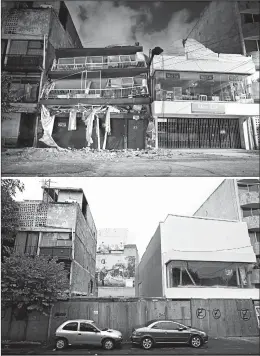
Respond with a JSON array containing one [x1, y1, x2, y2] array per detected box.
[[141, 337, 153, 350], [190, 335, 202, 348], [56, 338, 68, 350], [102, 338, 115, 350]]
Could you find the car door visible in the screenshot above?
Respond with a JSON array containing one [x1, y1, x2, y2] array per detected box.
[[162, 322, 190, 343], [149, 322, 168, 343], [76, 322, 102, 346], [60, 322, 79, 345]]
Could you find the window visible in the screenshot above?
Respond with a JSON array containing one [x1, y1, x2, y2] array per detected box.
[[9, 40, 43, 56], [79, 323, 98, 332], [242, 207, 260, 217], [167, 261, 248, 288], [63, 322, 78, 331], [108, 56, 120, 63], [27, 41, 43, 55], [160, 322, 180, 330], [14, 232, 39, 256], [249, 231, 260, 243], [238, 183, 260, 192]]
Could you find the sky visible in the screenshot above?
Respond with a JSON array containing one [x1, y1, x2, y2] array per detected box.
[[65, 0, 210, 54], [12, 177, 224, 258]]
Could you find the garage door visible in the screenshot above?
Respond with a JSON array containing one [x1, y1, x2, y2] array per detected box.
[[158, 118, 241, 149]]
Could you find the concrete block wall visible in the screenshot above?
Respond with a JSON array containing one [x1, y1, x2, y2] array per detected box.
[[135, 225, 163, 297]]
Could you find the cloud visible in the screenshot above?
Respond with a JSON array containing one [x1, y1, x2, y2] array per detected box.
[[66, 1, 196, 54]]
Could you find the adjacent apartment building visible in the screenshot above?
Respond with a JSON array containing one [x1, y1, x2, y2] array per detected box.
[[150, 39, 259, 149], [14, 185, 97, 296], [96, 228, 139, 297], [39, 45, 151, 149], [194, 179, 260, 289], [192, 0, 260, 146], [135, 214, 259, 300], [1, 0, 82, 148]]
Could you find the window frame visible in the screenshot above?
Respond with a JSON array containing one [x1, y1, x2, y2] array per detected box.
[[79, 322, 99, 333], [62, 322, 79, 331]]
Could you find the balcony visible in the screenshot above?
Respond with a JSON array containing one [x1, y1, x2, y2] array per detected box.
[[4, 55, 43, 72], [249, 51, 260, 70], [239, 190, 260, 206], [253, 242, 260, 256], [40, 246, 72, 260], [40, 85, 150, 106], [243, 215, 260, 229], [251, 268, 260, 284]]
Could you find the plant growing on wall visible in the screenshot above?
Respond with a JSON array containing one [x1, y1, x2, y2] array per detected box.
[[1, 73, 23, 116], [1, 179, 24, 257], [1, 253, 70, 316]]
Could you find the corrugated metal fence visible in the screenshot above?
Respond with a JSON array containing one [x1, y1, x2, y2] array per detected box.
[[1, 298, 259, 342]]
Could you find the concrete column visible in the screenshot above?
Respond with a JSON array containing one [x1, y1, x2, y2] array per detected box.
[[155, 116, 158, 149]]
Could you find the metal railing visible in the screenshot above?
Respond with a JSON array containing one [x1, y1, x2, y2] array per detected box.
[[52, 59, 147, 71], [4, 55, 43, 70], [44, 85, 149, 99]]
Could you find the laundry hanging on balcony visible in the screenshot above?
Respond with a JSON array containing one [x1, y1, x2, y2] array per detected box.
[[39, 105, 60, 148], [83, 107, 102, 146], [68, 109, 77, 131]]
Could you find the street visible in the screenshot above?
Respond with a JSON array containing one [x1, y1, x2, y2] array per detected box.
[[2, 338, 260, 355], [2, 148, 259, 177]]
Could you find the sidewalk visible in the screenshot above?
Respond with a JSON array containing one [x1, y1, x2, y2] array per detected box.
[[1, 337, 259, 355]]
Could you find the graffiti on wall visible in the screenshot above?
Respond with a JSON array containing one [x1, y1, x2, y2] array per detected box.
[[195, 307, 253, 322], [96, 254, 136, 287]]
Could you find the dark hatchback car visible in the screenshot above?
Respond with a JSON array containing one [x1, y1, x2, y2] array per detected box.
[[131, 319, 208, 350]]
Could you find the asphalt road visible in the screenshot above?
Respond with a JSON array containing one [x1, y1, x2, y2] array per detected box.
[[2, 149, 259, 177], [3, 338, 258, 355]]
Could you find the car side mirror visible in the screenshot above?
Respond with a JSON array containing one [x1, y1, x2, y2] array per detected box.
[[178, 327, 185, 331]]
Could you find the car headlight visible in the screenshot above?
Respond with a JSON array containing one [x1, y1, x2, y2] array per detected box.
[[132, 331, 141, 336]]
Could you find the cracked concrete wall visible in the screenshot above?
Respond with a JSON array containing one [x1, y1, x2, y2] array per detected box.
[[192, 1, 242, 54], [46, 203, 77, 229]]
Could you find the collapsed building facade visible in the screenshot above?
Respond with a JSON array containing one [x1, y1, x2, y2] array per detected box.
[[1, 0, 82, 147], [39, 45, 152, 150]]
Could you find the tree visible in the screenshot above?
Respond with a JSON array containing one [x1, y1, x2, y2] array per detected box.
[[1, 253, 70, 315], [1, 179, 24, 257]]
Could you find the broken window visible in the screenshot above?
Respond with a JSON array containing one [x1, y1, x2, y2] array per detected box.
[[167, 261, 249, 288]]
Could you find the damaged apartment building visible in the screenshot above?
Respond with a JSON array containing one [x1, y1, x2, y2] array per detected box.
[[1, 0, 82, 147], [14, 185, 97, 296], [39, 44, 151, 150]]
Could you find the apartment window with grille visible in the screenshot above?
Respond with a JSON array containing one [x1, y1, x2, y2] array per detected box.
[[9, 40, 43, 56], [244, 13, 260, 23], [242, 207, 260, 217], [14, 232, 39, 256]]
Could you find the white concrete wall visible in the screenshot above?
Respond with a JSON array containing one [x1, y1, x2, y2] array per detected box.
[[160, 215, 256, 299], [57, 190, 83, 209], [164, 286, 260, 299]]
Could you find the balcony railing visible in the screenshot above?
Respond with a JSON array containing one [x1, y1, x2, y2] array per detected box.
[[43, 85, 149, 100], [52, 59, 146, 72], [154, 90, 254, 103], [4, 55, 43, 71], [243, 215, 260, 229]]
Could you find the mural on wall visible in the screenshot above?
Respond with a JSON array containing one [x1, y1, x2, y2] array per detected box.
[[97, 241, 124, 253], [96, 254, 136, 287]]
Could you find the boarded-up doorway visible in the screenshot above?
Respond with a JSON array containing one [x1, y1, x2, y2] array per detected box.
[[17, 113, 36, 147], [128, 119, 146, 149]]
